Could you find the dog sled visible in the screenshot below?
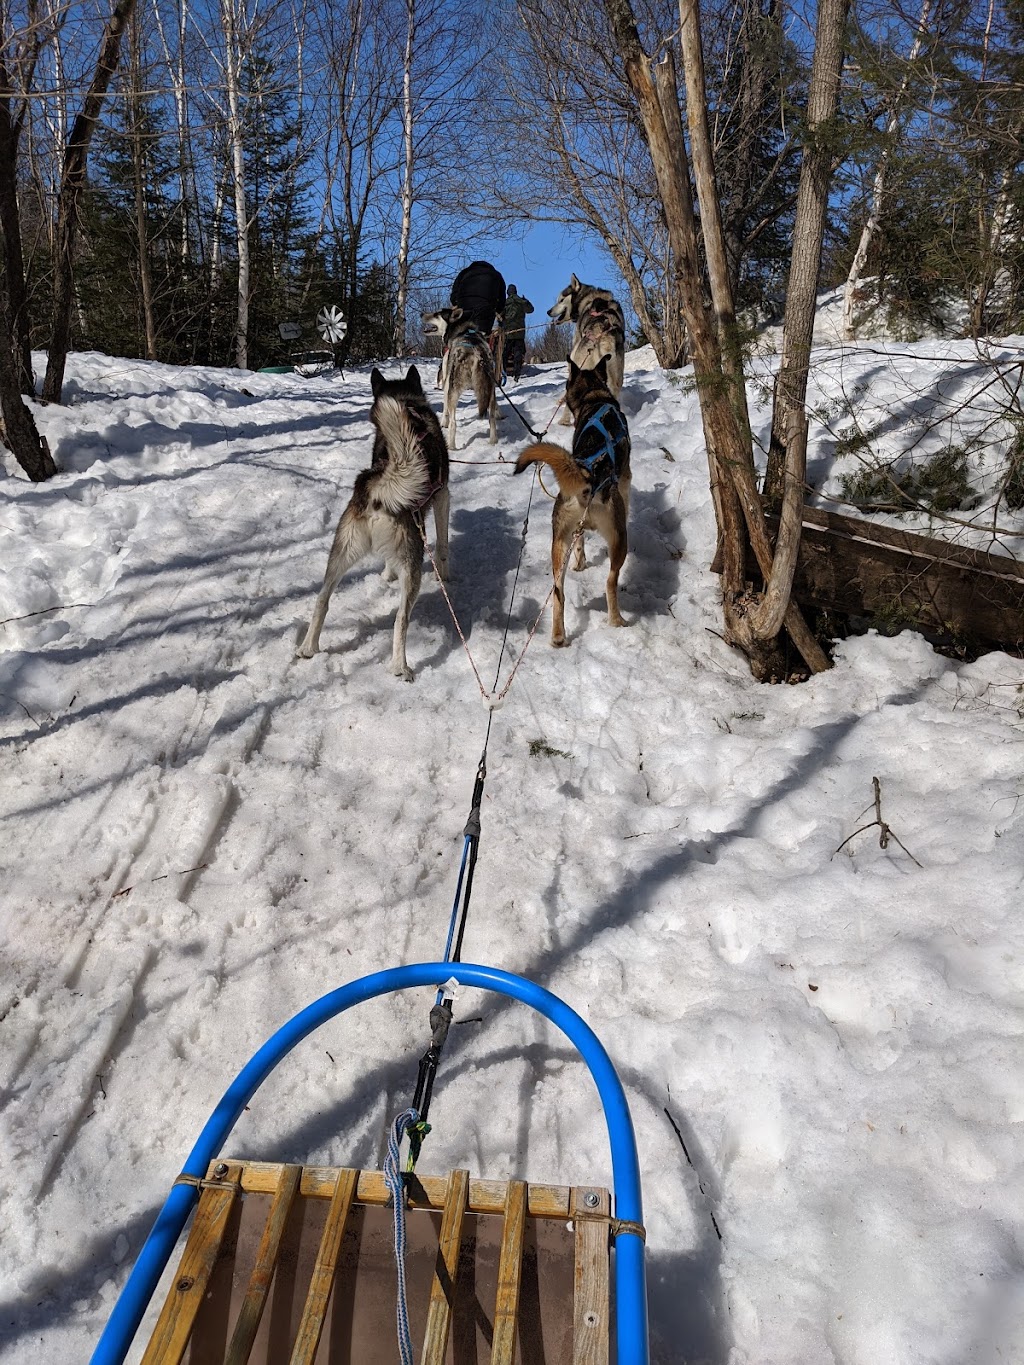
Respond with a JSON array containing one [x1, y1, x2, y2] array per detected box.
[[90, 962, 649, 1365]]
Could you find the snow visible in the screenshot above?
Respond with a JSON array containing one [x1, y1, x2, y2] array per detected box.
[[1, 343, 1023, 1364]]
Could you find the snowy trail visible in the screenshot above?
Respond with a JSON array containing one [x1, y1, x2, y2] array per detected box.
[[2, 349, 1024, 1363]]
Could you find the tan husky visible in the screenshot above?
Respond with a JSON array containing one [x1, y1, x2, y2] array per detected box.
[[514, 356, 631, 646]]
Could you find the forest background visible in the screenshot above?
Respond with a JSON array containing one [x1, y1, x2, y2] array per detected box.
[[1, 0, 1021, 378]]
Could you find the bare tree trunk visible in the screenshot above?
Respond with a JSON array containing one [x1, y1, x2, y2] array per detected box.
[[0, 275, 55, 479], [42, 0, 138, 403], [129, 13, 158, 358], [842, 0, 932, 340], [394, 0, 415, 353], [221, 0, 250, 369], [763, 0, 849, 511], [0, 119, 34, 394], [606, 0, 829, 676], [0, 0, 46, 394], [152, 0, 198, 261]]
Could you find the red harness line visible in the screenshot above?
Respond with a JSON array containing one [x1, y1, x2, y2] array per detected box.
[[417, 474, 592, 707]]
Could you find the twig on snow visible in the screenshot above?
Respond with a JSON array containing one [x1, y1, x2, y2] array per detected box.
[[113, 864, 209, 898], [664, 1106, 722, 1241], [833, 776, 922, 867], [0, 602, 95, 628]]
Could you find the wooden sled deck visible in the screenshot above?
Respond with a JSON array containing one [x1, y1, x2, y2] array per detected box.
[[142, 1159, 614, 1365]]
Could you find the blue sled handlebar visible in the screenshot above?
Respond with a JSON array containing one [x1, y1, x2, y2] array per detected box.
[[90, 961, 649, 1365]]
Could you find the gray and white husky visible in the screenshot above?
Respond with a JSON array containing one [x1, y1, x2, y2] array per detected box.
[[297, 365, 449, 681], [549, 275, 626, 422], [421, 306, 499, 449]]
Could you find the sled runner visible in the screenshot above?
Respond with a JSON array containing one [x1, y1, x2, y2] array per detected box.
[[90, 962, 649, 1365]]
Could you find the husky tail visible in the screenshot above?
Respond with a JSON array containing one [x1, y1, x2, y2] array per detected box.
[[369, 395, 430, 511], [514, 441, 588, 496]]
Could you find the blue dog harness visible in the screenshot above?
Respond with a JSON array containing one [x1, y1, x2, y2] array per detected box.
[[575, 402, 628, 489]]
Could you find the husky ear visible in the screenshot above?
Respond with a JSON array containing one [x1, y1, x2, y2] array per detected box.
[[449, 305, 463, 321], [570, 273, 581, 289], [370, 367, 385, 397], [405, 364, 423, 391], [594, 353, 610, 379], [567, 356, 581, 376]]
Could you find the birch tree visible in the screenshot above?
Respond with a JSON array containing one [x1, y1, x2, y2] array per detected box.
[[220, 0, 251, 369], [128, 10, 157, 358], [394, 0, 415, 351], [383, 0, 476, 351], [842, 0, 934, 339], [150, 0, 200, 262]]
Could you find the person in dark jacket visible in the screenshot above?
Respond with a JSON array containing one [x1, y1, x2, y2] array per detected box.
[[502, 284, 534, 380], [450, 260, 507, 336]]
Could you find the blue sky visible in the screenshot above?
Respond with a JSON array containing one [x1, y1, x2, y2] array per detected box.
[[473, 223, 623, 328]]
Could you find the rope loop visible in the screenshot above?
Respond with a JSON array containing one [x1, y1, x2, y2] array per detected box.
[[384, 1107, 421, 1365]]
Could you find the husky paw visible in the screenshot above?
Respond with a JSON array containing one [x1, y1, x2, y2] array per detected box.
[[572, 556, 588, 572], [392, 662, 415, 682], [551, 635, 567, 648], [296, 643, 317, 659]]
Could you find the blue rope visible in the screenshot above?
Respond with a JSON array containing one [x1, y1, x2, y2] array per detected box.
[[384, 1107, 420, 1365]]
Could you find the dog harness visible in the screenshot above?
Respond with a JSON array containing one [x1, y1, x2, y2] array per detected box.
[[575, 402, 628, 489], [581, 301, 623, 344], [443, 327, 496, 376]]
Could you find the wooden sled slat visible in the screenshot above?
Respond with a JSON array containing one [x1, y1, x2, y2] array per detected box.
[[237, 1160, 573, 1219], [141, 1162, 242, 1365], [572, 1188, 610, 1365], [223, 1163, 301, 1365], [491, 1180, 527, 1364], [151, 1160, 613, 1364], [287, 1166, 358, 1365], [421, 1168, 469, 1365]]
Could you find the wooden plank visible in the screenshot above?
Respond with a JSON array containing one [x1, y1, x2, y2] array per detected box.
[[710, 500, 1024, 649], [140, 1163, 242, 1365], [420, 1168, 469, 1365], [713, 499, 1024, 581], [490, 1180, 527, 1365], [223, 1163, 301, 1365], [287, 1166, 358, 1365], [571, 1189, 610, 1365], [799, 502, 1024, 579], [232, 1161, 574, 1220], [784, 517, 1024, 646]]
